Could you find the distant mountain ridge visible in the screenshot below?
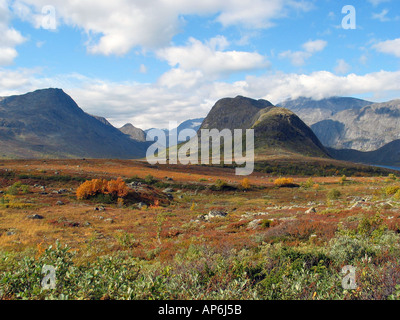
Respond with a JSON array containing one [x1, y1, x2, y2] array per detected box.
[[327, 140, 400, 167], [278, 96, 400, 152], [0, 88, 149, 159], [277, 96, 372, 126], [145, 118, 204, 147], [119, 123, 146, 142]]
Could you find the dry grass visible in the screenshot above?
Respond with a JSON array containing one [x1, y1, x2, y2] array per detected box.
[[0, 158, 398, 261]]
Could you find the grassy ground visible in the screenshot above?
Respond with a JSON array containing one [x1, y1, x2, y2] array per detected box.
[[1, 159, 400, 300]]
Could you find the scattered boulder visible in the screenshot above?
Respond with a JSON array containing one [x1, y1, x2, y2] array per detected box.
[[163, 188, 174, 193], [27, 214, 44, 220], [350, 201, 364, 209], [127, 181, 141, 188], [165, 193, 173, 200], [248, 219, 263, 230], [208, 210, 228, 218], [94, 206, 105, 211], [56, 201, 65, 206], [199, 210, 229, 221], [305, 207, 317, 214], [136, 202, 146, 209], [104, 218, 114, 224]]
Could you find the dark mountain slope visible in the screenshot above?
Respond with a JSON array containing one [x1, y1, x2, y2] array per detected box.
[[200, 96, 329, 159], [0, 88, 148, 159], [327, 140, 400, 167]]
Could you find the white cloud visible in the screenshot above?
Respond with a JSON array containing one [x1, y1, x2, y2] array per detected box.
[[368, 0, 391, 6], [372, 9, 390, 22], [139, 64, 147, 74], [157, 36, 269, 79], [3, 67, 400, 129], [279, 50, 312, 67], [0, 0, 26, 66], [279, 39, 327, 66], [373, 38, 400, 57], [334, 59, 351, 75], [12, 0, 312, 55], [302, 39, 327, 53], [158, 69, 205, 89]]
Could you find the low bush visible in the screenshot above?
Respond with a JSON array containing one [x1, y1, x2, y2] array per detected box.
[[210, 179, 235, 191], [384, 185, 400, 196], [76, 178, 128, 201], [274, 177, 297, 188], [327, 189, 341, 201]]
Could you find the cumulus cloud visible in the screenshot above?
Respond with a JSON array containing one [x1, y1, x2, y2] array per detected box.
[[0, 0, 26, 65], [302, 39, 327, 53], [157, 36, 269, 80], [3, 67, 400, 129], [373, 38, 400, 57], [12, 0, 312, 55], [334, 59, 351, 75], [248, 70, 400, 103], [372, 9, 390, 22], [279, 39, 327, 66]]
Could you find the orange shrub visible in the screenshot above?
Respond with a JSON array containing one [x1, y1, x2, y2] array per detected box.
[[240, 178, 251, 190], [107, 177, 129, 198], [274, 177, 294, 187], [76, 177, 128, 200]]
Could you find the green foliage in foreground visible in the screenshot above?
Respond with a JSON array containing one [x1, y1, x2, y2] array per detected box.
[[2, 219, 400, 300]]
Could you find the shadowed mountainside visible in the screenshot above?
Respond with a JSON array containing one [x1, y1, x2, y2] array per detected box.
[[0, 88, 149, 159], [200, 95, 329, 159]]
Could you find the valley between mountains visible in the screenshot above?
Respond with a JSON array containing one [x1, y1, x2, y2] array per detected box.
[[2, 89, 400, 300]]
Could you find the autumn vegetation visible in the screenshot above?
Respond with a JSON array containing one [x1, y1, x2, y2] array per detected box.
[[76, 178, 128, 200], [1, 159, 400, 300]]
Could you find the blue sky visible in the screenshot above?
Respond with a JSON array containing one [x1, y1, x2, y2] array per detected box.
[[1, 0, 400, 129]]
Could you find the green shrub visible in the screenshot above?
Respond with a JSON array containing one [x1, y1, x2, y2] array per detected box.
[[303, 178, 314, 189], [328, 235, 375, 264], [6, 182, 30, 195], [339, 175, 347, 184], [261, 219, 273, 229], [210, 179, 234, 191], [357, 214, 387, 238], [384, 185, 400, 196], [144, 174, 156, 185], [327, 189, 341, 201]]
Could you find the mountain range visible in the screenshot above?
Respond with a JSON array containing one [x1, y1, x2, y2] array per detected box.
[[1, 88, 400, 168], [144, 118, 204, 147], [280, 97, 400, 152]]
